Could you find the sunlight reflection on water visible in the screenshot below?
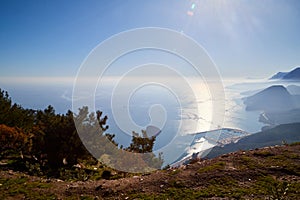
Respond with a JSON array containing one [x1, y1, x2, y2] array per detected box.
[[2, 77, 292, 166]]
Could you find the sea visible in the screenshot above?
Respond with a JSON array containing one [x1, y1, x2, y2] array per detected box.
[[1, 76, 297, 166]]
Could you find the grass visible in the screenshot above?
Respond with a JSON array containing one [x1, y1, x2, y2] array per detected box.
[[129, 186, 257, 199], [289, 141, 300, 146], [197, 161, 225, 173], [169, 169, 181, 176], [254, 175, 300, 200], [129, 176, 300, 200], [1, 143, 299, 199], [253, 150, 275, 157], [237, 155, 263, 170], [0, 176, 56, 199], [129, 144, 300, 199]]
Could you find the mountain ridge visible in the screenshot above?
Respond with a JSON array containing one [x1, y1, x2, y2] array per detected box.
[[244, 85, 294, 112], [283, 67, 300, 80], [270, 72, 288, 79], [270, 67, 300, 80], [205, 123, 300, 159]]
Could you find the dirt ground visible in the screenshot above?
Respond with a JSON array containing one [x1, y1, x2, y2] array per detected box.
[[1, 144, 299, 199]]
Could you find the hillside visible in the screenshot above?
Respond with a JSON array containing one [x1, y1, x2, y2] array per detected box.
[[244, 85, 294, 112], [282, 67, 300, 80], [1, 143, 299, 199], [243, 85, 300, 126], [270, 72, 288, 79], [287, 85, 300, 95], [206, 123, 300, 159], [260, 109, 300, 125], [270, 67, 300, 80]]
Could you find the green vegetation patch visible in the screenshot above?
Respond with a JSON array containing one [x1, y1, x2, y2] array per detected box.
[[0, 176, 55, 199], [254, 175, 300, 200], [129, 175, 300, 200], [253, 150, 275, 157], [197, 161, 225, 173]]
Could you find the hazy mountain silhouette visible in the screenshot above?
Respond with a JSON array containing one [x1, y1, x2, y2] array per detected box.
[[282, 67, 300, 80], [270, 67, 300, 80], [270, 72, 288, 79], [244, 85, 294, 112]]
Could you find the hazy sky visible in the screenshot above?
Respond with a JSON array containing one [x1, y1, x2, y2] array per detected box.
[[1, 0, 300, 79]]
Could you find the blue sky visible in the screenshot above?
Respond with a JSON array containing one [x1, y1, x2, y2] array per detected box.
[[1, 0, 300, 78]]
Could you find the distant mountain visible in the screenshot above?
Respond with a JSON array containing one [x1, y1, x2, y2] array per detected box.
[[205, 123, 300, 159], [259, 108, 300, 126], [244, 85, 294, 112], [283, 67, 300, 80], [270, 67, 300, 80], [287, 85, 300, 95], [270, 72, 288, 79]]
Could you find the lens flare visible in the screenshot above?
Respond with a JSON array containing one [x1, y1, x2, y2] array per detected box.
[[191, 3, 196, 10], [187, 11, 194, 16]]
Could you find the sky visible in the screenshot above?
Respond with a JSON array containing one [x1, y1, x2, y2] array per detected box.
[[1, 0, 300, 79]]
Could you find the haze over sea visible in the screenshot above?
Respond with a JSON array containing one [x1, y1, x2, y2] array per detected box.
[[1, 77, 298, 165]]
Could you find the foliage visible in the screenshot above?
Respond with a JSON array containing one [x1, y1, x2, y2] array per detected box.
[[0, 124, 28, 158], [126, 130, 156, 153], [0, 89, 162, 179], [0, 89, 34, 131]]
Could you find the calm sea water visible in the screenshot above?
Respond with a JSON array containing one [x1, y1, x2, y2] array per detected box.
[[1, 77, 295, 165]]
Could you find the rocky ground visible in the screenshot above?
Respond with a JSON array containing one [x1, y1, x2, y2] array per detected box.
[[1, 143, 300, 199]]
